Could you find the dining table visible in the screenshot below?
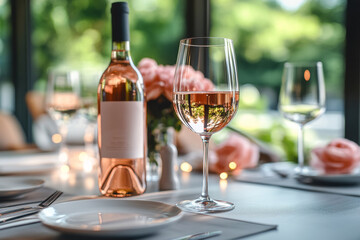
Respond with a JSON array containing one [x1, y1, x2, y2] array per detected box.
[[1, 148, 360, 240]]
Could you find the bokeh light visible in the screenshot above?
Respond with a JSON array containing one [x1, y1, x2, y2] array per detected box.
[[220, 172, 228, 180], [229, 162, 237, 170], [52, 133, 62, 143], [180, 162, 193, 173]]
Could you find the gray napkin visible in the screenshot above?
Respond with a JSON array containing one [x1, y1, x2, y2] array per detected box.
[[146, 213, 277, 240], [1, 212, 276, 239]]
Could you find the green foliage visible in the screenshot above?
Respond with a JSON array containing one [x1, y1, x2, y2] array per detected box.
[[147, 95, 182, 165], [31, 0, 184, 90], [212, 0, 345, 98], [0, 0, 10, 83]]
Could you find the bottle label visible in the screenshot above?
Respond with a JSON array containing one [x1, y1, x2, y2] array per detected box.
[[100, 101, 144, 159]]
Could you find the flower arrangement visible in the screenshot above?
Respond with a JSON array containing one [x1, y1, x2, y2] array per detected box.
[[138, 58, 214, 165], [138, 58, 180, 165]]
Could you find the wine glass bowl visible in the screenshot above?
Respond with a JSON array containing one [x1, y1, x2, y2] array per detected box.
[[46, 70, 81, 122], [278, 62, 326, 173], [173, 37, 239, 213], [173, 92, 238, 135]]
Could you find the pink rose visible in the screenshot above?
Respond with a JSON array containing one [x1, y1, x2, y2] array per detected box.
[[310, 138, 360, 174], [138, 58, 158, 84], [209, 134, 259, 175], [138, 58, 215, 101], [174, 66, 215, 92], [157, 65, 176, 101], [138, 58, 163, 101]]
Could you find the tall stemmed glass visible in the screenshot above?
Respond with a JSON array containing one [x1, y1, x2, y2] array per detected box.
[[173, 37, 239, 213], [278, 62, 326, 174], [46, 70, 81, 164]]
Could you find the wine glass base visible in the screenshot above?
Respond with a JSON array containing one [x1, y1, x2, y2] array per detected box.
[[176, 197, 234, 213]]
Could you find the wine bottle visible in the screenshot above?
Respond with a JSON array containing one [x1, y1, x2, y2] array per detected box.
[[97, 2, 146, 197]]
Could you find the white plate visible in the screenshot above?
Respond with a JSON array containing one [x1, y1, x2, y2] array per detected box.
[[262, 162, 360, 185], [0, 153, 59, 175], [0, 177, 44, 198], [39, 199, 183, 237], [297, 171, 360, 185]]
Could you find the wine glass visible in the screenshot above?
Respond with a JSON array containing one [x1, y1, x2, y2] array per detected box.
[[173, 37, 239, 213], [80, 71, 100, 124], [46, 70, 81, 163], [278, 62, 326, 174]]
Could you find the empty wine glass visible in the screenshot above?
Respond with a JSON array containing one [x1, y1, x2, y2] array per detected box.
[[46, 70, 81, 163], [173, 37, 239, 213], [278, 62, 326, 174]]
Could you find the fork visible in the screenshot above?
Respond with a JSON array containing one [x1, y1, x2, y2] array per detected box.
[[0, 190, 63, 223]]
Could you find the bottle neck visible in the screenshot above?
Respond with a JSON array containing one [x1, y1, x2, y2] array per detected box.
[[111, 41, 131, 61]]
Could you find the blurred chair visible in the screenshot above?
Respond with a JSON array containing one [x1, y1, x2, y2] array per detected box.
[[26, 91, 46, 121], [0, 111, 27, 150], [26, 91, 90, 150], [26, 91, 60, 151]]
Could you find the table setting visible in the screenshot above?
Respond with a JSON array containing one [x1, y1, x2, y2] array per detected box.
[[0, 171, 277, 239], [0, 32, 279, 240]]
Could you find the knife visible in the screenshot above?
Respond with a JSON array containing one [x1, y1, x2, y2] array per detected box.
[[0, 216, 40, 230], [173, 230, 223, 240]]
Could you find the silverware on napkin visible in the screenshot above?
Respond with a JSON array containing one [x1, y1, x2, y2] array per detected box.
[[0, 216, 39, 230], [0, 190, 63, 216], [173, 230, 222, 240], [0, 190, 63, 226]]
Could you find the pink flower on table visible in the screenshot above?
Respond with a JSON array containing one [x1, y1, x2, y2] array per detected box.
[[210, 133, 260, 175], [310, 138, 360, 174], [138, 58, 215, 101]]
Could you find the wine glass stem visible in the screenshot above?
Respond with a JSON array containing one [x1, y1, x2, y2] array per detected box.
[[297, 124, 304, 170], [201, 135, 211, 201]]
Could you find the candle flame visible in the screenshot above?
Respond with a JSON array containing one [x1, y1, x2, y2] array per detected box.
[[304, 69, 310, 81]]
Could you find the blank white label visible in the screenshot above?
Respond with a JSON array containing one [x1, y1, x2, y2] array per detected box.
[[100, 101, 144, 159]]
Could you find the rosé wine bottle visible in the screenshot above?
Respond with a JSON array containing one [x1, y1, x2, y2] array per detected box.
[[97, 2, 146, 197]]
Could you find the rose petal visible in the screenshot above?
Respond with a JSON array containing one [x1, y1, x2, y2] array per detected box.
[[210, 133, 259, 174]]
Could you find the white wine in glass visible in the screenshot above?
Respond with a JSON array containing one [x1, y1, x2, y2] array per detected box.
[[278, 62, 326, 173], [173, 37, 239, 213]]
